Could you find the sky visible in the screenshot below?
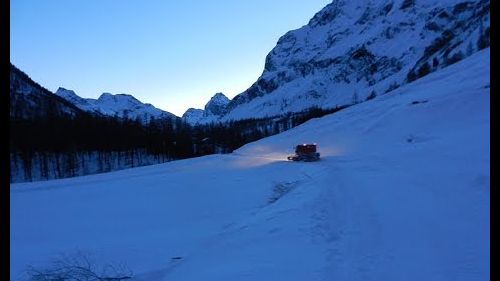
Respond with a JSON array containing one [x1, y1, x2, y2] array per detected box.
[[10, 0, 331, 116]]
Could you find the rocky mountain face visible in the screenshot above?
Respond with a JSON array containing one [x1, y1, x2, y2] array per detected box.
[[10, 64, 84, 120], [55, 88, 177, 124], [182, 92, 230, 125], [196, 0, 489, 122], [205, 92, 230, 115]]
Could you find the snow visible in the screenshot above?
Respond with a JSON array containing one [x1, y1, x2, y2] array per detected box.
[[11, 48, 489, 280], [55, 88, 96, 112], [215, 0, 490, 122], [182, 93, 230, 125], [204, 92, 230, 115], [181, 108, 206, 125], [54, 89, 177, 123]]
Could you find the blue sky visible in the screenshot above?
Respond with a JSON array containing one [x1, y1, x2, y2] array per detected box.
[[10, 0, 331, 116]]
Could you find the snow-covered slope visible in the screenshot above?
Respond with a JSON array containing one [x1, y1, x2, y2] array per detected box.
[[55, 88, 177, 123], [10, 65, 83, 119], [55, 88, 98, 113], [182, 92, 230, 125], [93, 92, 176, 122], [216, 0, 489, 121], [11, 49, 489, 281]]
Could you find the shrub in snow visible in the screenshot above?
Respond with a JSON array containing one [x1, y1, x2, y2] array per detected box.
[[268, 181, 297, 204], [26, 252, 134, 281]]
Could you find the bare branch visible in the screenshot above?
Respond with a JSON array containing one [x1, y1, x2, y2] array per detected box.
[[25, 251, 134, 281]]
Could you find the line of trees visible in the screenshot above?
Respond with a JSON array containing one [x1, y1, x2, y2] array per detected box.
[[189, 105, 348, 156], [10, 105, 348, 182]]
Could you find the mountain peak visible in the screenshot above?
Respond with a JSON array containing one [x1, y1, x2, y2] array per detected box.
[[54, 87, 96, 111], [307, 0, 345, 27], [56, 87, 77, 96], [182, 108, 205, 125], [181, 93, 230, 125], [97, 92, 143, 105], [54, 90, 177, 123], [212, 92, 228, 99], [205, 92, 230, 115]]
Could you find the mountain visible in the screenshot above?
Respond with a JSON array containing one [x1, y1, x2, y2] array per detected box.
[[204, 92, 230, 115], [55, 88, 177, 124], [10, 64, 84, 119], [12, 0, 489, 126], [10, 64, 177, 124], [54, 88, 99, 113], [11, 48, 490, 281], [206, 0, 488, 121], [182, 108, 205, 125], [182, 92, 230, 125]]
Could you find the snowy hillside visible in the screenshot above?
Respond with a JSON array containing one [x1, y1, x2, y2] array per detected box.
[[11, 49, 489, 281], [55, 88, 97, 112], [191, 0, 488, 123], [182, 92, 230, 125], [55, 88, 177, 124], [10, 64, 83, 119]]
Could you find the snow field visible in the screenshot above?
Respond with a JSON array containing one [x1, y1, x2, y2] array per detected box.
[[11, 49, 489, 280]]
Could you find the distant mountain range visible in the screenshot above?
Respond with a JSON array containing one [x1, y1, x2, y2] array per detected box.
[[10, 64, 177, 124], [55, 88, 177, 124]]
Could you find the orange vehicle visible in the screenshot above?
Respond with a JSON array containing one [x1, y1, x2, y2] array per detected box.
[[287, 144, 320, 162]]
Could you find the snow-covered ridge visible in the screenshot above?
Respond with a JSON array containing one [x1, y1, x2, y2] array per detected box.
[[10, 64, 82, 119], [217, 0, 489, 121], [55, 88, 177, 123], [55, 88, 97, 112]]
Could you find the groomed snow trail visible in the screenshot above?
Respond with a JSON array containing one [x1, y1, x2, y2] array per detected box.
[[11, 49, 489, 281]]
